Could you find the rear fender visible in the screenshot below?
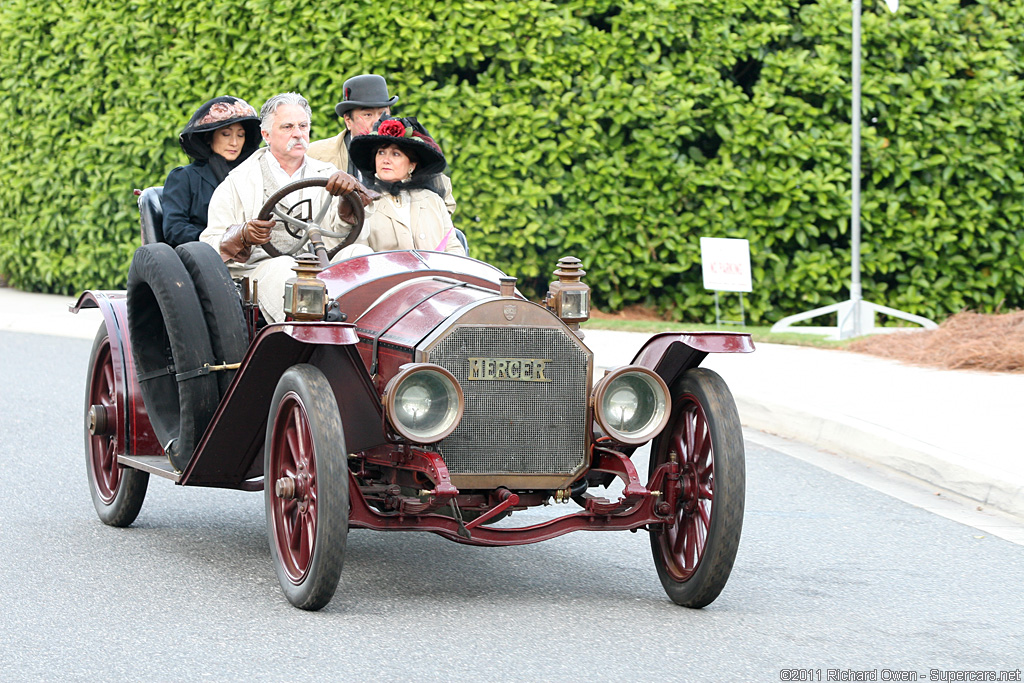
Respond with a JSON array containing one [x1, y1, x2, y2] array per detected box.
[[631, 332, 754, 389], [180, 322, 383, 488], [72, 291, 161, 457]]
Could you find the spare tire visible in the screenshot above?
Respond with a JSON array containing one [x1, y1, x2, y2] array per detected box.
[[175, 241, 249, 397], [127, 243, 219, 472]]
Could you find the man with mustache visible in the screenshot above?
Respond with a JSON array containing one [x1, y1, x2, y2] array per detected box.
[[202, 92, 373, 322]]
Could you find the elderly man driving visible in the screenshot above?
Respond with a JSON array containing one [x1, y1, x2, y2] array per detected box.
[[202, 92, 372, 322]]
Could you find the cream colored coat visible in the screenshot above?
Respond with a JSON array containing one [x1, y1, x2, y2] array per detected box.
[[308, 130, 458, 215], [355, 188, 465, 257], [201, 148, 352, 275]]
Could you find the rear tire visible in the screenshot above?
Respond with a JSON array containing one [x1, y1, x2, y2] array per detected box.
[[175, 241, 249, 397], [265, 364, 349, 611], [649, 368, 745, 608], [85, 325, 149, 527], [126, 243, 220, 471]]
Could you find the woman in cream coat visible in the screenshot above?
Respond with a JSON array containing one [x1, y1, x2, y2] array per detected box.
[[348, 116, 465, 257]]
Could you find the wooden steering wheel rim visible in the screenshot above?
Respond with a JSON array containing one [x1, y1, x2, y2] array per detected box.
[[256, 177, 365, 260]]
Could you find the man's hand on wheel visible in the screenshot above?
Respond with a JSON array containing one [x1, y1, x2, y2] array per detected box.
[[326, 171, 380, 208], [242, 219, 275, 246]]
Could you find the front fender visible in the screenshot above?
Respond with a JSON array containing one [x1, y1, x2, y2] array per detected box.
[[180, 322, 383, 488], [631, 332, 754, 389]]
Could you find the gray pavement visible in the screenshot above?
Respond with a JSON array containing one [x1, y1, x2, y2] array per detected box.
[[4, 287, 1022, 518]]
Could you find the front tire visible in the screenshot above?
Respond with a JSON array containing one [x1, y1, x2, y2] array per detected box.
[[85, 325, 149, 526], [265, 364, 349, 610], [649, 367, 745, 608]]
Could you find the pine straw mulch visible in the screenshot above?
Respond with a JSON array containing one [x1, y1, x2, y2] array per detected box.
[[846, 310, 1024, 374]]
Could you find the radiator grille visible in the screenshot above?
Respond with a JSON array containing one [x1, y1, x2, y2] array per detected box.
[[429, 325, 589, 477]]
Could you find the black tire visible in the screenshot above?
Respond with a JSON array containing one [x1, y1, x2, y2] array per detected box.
[[175, 241, 249, 397], [85, 324, 149, 526], [649, 367, 745, 608], [265, 364, 349, 610], [127, 243, 220, 472]]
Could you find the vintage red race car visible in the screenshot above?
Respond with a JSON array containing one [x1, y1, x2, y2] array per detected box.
[[74, 180, 754, 610]]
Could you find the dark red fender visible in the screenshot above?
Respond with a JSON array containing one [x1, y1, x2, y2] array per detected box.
[[631, 332, 755, 387], [179, 322, 384, 489], [72, 291, 161, 458]]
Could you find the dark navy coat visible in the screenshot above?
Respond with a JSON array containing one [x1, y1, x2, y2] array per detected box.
[[161, 161, 221, 247]]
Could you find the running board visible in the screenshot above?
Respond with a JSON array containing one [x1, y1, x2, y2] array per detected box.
[[119, 455, 180, 482]]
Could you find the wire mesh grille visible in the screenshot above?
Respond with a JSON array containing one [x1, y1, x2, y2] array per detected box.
[[429, 325, 589, 475]]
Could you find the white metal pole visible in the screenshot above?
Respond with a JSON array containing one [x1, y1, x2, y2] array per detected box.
[[850, 0, 863, 337]]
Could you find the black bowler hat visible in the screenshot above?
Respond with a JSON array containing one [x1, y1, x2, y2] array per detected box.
[[334, 74, 399, 117]]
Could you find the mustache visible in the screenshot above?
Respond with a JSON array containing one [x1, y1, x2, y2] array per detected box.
[[286, 138, 307, 151]]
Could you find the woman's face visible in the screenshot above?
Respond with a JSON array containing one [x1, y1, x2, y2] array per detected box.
[[375, 144, 416, 183], [210, 122, 246, 161]]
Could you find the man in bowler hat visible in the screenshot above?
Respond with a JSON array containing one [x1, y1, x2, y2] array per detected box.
[[308, 74, 456, 214]]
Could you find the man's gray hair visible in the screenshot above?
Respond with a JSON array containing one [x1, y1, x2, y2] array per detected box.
[[260, 92, 312, 132]]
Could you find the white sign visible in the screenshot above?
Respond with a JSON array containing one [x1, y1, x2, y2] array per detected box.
[[700, 237, 752, 293]]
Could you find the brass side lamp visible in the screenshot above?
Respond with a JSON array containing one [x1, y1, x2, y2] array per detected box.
[[545, 256, 590, 325], [283, 254, 327, 321]]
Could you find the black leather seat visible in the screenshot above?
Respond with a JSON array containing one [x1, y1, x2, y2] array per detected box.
[[138, 186, 165, 245], [454, 228, 469, 256]]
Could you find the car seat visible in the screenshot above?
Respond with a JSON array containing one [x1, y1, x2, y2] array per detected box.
[[454, 228, 469, 257], [138, 186, 165, 245]]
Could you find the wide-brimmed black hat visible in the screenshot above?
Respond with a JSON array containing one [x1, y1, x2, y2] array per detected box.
[[179, 96, 261, 161], [349, 116, 447, 179], [334, 74, 399, 117]]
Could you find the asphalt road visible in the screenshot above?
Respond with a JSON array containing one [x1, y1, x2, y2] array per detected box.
[[1, 331, 1021, 681]]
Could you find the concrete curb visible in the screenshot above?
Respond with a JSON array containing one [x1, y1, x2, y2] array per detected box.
[[735, 396, 1024, 518]]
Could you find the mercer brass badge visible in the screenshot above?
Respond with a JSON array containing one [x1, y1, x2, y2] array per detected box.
[[503, 304, 517, 321], [468, 357, 553, 382]]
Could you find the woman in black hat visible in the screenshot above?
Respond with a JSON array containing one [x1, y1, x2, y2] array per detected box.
[[162, 97, 261, 247], [347, 116, 464, 256]]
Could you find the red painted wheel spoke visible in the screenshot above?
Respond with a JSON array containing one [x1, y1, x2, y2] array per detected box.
[[99, 439, 113, 470], [288, 509, 302, 552], [681, 411, 696, 463], [698, 500, 711, 530], [691, 425, 707, 465], [300, 514, 315, 568], [683, 515, 698, 568], [102, 363, 114, 399], [656, 394, 721, 582], [671, 514, 685, 556], [104, 443, 119, 489], [285, 424, 300, 467]]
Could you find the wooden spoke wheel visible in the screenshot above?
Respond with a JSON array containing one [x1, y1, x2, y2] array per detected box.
[[265, 364, 349, 611], [84, 325, 148, 526], [649, 368, 745, 608]]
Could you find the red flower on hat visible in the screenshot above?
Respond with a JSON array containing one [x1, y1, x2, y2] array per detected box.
[[377, 119, 407, 138]]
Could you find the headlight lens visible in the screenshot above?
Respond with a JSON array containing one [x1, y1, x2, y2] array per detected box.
[[383, 364, 464, 443], [592, 367, 670, 444]]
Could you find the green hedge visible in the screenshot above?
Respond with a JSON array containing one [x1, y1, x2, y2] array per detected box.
[[2, 0, 1022, 323]]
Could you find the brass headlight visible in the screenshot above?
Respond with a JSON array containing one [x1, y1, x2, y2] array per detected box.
[[592, 367, 671, 445], [383, 364, 465, 443]]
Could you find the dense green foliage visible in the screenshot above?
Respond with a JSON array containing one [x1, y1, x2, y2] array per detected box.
[[2, 0, 1022, 323]]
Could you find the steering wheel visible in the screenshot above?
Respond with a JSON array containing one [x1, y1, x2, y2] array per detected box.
[[257, 177, 365, 262]]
